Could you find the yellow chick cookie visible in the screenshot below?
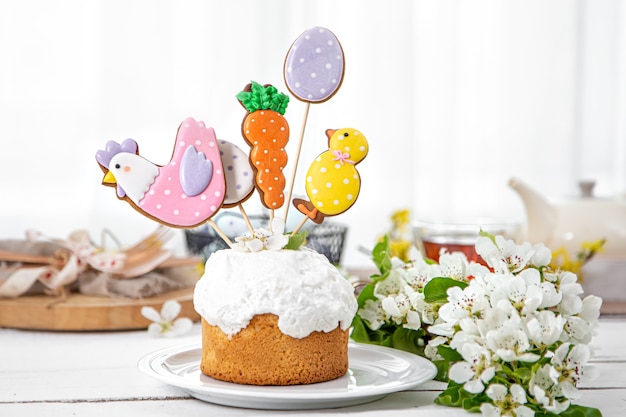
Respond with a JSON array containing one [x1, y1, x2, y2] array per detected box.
[[293, 128, 368, 223]]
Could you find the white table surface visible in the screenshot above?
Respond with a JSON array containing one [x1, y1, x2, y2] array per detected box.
[[1, 317, 625, 417]]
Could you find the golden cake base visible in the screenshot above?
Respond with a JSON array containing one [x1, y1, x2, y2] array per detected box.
[[201, 314, 349, 386]]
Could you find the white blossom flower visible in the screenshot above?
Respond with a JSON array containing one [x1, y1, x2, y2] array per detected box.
[[526, 310, 565, 347], [424, 336, 448, 360], [489, 271, 543, 315], [449, 342, 496, 393], [358, 299, 387, 331], [538, 281, 562, 308], [550, 343, 591, 399], [434, 252, 467, 280], [484, 313, 540, 363], [264, 217, 290, 250], [429, 283, 488, 337], [474, 236, 503, 270], [530, 243, 552, 267], [578, 295, 602, 323], [141, 300, 193, 337], [407, 287, 437, 325], [381, 293, 419, 328], [476, 235, 535, 274], [402, 263, 433, 291], [563, 316, 595, 344], [532, 385, 571, 414], [374, 269, 406, 298], [556, 272, 584, 315], [232, 217, 289, 252], [466, 261, 492, 279], [480, 384, 534, 417], [405, 310, 422, 330], [530, 364, 571, 414]]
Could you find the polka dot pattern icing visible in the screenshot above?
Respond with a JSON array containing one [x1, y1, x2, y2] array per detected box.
[[218, 139, 255, 207], [293, 128, 368, 223], [284, 27, 344, 103], [96, 117, 226, 228]]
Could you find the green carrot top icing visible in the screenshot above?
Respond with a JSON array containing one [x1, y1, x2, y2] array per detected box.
[[236, 81, 289, 115]]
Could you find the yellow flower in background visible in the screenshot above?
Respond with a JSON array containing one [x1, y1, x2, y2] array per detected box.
[[390, 240, 412, 263], [581, 239, 606, 255], [391, 209, 411, 229], [550, 238, 606, 280], [379, 209, 414, 262]]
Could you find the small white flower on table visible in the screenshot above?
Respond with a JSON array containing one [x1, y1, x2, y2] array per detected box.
[[141, 300, 192, 337]]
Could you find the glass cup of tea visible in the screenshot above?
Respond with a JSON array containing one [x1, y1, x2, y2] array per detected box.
[[413, 218, 521, 265]]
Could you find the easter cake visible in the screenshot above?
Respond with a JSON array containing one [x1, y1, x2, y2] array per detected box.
[[193, 248, 357, 385]]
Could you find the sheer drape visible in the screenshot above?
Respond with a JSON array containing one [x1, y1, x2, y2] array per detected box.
[[1, 0, 624, 266]]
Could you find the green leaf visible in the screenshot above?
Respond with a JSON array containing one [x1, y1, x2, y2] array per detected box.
[[390, 327, 426, 356], [512, 366, 533, 384], [423, 277, 468, 303], [434, 382, 466, 408], [349, 315, 372, 343], [434, 382, 489, 411], [437, 345, 463, 362], [370, 236, 392, 282], [285, 230, 308, 250], [432, 359, 451, 382], [356, 283, 377, 309], [430, 345, 462, 382], [461, 394, 488, 413], [349, 315, 395, 348], [553, 405, 603, 417]]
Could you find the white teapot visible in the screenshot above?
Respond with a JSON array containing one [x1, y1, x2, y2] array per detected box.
[[508, 177, 626, 258]]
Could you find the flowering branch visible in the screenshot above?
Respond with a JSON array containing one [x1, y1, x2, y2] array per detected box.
[[351, 233, 603, 417]]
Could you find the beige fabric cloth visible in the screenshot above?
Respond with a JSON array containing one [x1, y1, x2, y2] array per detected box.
[[0, 239, 198, 299]]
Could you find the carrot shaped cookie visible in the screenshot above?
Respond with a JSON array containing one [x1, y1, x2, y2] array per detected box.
[[236, 81, 290, 210]]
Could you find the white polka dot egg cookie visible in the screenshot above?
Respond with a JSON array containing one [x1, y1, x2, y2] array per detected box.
[[293, 128, 368, 224]]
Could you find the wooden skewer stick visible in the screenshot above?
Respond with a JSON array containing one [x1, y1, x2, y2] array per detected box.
[[283, 102, 311, 224], [269, 209, 276, 233], [207, 219, 233, 247], [290, 215, 309, 236], [238, 204, 255, 236], [269, 209, 275, 233]]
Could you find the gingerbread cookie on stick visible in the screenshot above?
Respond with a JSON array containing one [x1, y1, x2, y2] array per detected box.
[[236, 81, 290, 215], [284, 26, 345, 104], [217, 139, 255, 209], [95, 117, 227, 230], [217, 139, 256, 234], [292, 127, 368, 234]]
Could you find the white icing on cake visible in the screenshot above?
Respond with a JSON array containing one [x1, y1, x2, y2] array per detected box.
[[193, 248, 357, 339]]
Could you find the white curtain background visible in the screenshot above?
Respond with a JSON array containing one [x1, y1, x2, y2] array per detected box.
[[0, 0, 624, 266]]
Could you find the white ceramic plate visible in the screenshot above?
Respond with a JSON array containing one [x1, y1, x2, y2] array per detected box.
[[138, 342, 437, 410]]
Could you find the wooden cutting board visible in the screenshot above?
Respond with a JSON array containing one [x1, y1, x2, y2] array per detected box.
[[0, 287, 199, 331]]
